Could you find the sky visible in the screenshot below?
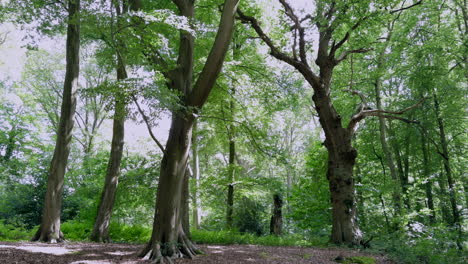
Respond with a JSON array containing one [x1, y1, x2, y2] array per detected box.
[[0, 0, 317, 154]]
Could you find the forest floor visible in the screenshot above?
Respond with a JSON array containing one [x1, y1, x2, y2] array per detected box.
[[0, 241, 395, 263]]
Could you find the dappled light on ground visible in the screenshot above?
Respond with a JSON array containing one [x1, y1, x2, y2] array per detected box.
[[0, 242, 396, 264]]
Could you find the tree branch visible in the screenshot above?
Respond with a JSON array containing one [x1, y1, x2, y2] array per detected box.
[[335, 48, 372, 64], [278, 0, 308, 65], [390, 0, 423, 14], [347, 97, 427, 133], [132, 95, 166, 154], [236, 8, 320, 86], [330, 16, 368, 60], [189, 0, 240, 108]]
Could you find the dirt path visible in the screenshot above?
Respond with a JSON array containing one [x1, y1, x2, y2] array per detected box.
[[0, 241, 394, 263]]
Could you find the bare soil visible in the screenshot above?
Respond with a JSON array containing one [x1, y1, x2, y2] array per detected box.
[[0, 241, 395, 263]]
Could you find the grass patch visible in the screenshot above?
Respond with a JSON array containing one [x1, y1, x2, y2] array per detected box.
[[191, 229, 327, 247], [337, 256, 376, 264]]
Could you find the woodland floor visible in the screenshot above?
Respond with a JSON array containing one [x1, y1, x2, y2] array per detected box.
[[0, 241, 395, 264]]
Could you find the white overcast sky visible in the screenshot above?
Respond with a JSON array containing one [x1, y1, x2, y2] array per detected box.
[[0, 0, 316, 154]]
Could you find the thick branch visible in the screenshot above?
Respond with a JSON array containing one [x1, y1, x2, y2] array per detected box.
[[237, 10, 297, 67], [237, 9, 320, 86], [278, 0, 308, 65], [347, 97, 426, 132], [189, 0, 240, 108]]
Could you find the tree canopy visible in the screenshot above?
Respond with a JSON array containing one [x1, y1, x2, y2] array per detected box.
[[0, 0, 466, 263]]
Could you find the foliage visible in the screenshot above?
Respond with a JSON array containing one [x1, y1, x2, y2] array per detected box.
[[338, 256, 376, 264], [0, 1, 465, 263], [0, 220, 34, 241], [289, 141, 331, 234], [372, 225, 465, 264], [191, 229, 327, 247]]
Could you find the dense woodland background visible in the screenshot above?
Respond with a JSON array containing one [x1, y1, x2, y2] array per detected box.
[[0, 0, 466, 263]]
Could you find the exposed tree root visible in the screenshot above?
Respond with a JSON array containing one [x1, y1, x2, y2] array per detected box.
[[31, 228, 64, 243], [140, 233, 203, 264]]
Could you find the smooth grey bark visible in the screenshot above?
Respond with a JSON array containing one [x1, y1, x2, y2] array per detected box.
[[90, 0, 130, 242], [90, 61, 126, 242], [182, 167, 191, 238], [191, 120, 201, 229], [32, 0, 80, 243], [140, 0, 239, 262]]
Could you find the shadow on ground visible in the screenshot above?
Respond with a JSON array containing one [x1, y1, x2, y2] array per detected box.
[[0, 242, 394, 264]]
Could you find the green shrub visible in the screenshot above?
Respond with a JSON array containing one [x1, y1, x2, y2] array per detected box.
[[372, 224, 464, 264], [234, 197, 267, 235], [61, 220, 93, 241], [191, 229, 327, 247], [339, 256, 376, 264], [0, 220, 34, 241], [108, 222, 151, 243]]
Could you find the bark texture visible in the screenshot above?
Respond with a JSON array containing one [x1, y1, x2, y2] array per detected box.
[[226, 88, 236, 229], [90, 1, 129, 242], [90, 89, 126, 242], [32, 0, 80, 243], [140, 0, 239, 262], [191, 120, 201, 230], [269, 194, 283, 235], [237, 2, 367, 245]]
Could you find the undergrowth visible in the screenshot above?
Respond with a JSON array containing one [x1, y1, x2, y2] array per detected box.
[[0, 220, 34, 241], [190, 229, 328, 247]]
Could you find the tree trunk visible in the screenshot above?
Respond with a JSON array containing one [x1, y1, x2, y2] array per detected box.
[[90, 93, 126, 242], [420, 127, 435, 224], [32, 0, 80, 243], [374, 80, 402, 216], [388, 125, 411, 211], [269, 194, 283, 235], [182, 167, 191, 238], [312, 90, 362, 245], [90, 1, 128, 243], [226, 88, 236, 229], [139, 0, 238, 260], [432, 91, 462, 249], [140, 115, 200, 261], [191, 120, 200, 230]]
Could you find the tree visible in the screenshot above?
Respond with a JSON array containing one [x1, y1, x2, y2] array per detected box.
[[238, 0, 425, 245], [90, 0, 135, 243], [269, 193, 283, 235], [32, 0, 81, 242], [139, 0, 239, 261]]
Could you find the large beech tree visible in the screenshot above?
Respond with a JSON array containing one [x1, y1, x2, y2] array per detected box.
[[90, 0, 134, 243], [238, 0, 424, 245], [32, 0, 81, 242], [139, 0, 240, 262]]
